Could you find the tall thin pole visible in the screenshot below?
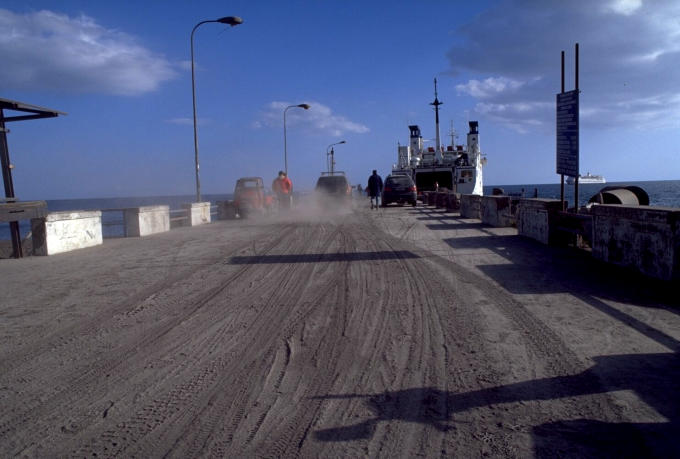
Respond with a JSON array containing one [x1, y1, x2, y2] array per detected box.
[[0, 111, 21, 257], [326, 140, 345, 175], [283, 107, 289, 175], [190, 21, 208, 203], [283, 104, 310, 176], [560, 50, 565, 211], [574, 43, 579, 213], [190, 17, 242, 202], [430, 78, 442, 152]]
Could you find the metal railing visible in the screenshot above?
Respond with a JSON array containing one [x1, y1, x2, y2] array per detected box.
[[99, 204, 221, 238]]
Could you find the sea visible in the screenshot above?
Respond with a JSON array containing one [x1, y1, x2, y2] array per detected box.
[[2, 180, 679, 241], [482, 180, 680, 208], [1, 193, 233, 241]]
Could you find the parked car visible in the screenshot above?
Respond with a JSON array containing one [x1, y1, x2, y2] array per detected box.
[[233, 177, 273, 218], [382, 174, 417, 207], [315, 173, 352, 206]]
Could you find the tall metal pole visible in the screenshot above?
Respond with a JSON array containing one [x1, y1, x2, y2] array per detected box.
[[560, 50, 565, 211], [326, 145, 330, 172], [190, 16, 242, 203], [0, 111, 21, 257], [283, 104, 311, 176], [574, 43, 579, 213], [283, 106, 290, 175], [331, 147, 336, 174], [190, 21, 207, 203], [326, 141, 346, 174], [326, 144, 333, 173], [430, 78, 443, 152]]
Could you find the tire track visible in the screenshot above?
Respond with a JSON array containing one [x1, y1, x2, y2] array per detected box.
[[0, 225, 294, 377], [2, 225, 299, 455], [74, 222, 346, 458]]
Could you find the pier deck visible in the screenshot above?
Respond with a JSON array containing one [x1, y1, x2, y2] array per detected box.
[[1, 202, 678, 457]]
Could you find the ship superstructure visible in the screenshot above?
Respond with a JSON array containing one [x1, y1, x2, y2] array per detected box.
[[566, 172, 606, 185], [393, 79, 485, 196]]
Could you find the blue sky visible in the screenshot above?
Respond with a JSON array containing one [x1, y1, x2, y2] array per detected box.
[[1, 0, 678, 199]]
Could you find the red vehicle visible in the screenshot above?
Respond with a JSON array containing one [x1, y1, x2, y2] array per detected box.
[[233, 177, 273, 218]]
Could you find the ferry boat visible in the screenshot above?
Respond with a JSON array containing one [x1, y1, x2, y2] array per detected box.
[[392, 79, 485, 196], [566, 172, 606, 185]]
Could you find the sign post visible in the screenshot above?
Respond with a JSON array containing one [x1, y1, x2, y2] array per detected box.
[[556, 43, 580, 212]]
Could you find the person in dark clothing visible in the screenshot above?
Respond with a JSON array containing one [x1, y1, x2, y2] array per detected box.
[[367, 170, 383, 209]]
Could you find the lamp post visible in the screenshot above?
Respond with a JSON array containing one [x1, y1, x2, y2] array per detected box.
[[326, 140, 346, 174], [283, 104, 310, 176], [191, 15, 243, 203]]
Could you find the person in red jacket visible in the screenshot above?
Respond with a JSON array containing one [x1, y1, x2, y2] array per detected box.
[[272, 171, 293, 209]]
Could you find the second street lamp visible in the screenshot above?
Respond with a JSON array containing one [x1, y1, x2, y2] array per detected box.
[[283, 104, 310, 176], [191, 15, 243, 203], [326, 140, 346, 174]]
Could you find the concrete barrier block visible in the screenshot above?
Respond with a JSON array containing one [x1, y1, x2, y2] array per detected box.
[[31, 210, 102, 256], [591, 204, 680, 281], [183, 202, 211, 226], [446, 192, 461, 211], [124, 206, 169, 237], [517, 199, 564, 245], [425, 192, 436, 206], [460, 194, 482, 219], [435, 192, 447, 208], [481, 195, 514, 227]]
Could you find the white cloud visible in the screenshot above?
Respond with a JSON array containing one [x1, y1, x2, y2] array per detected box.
[[456, 76, 530, 99], [447, 0, 680, 132], [475, 101, 553, 133], [256, 101, 369, 137], [0, 9, 176, 95], [606, 0, 643, 16]]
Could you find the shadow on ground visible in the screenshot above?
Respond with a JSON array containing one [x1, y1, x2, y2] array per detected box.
[[330, 206, 679, 454], [425, 223, 485, 231], [312, 352, 680, 457], [229, 250, 419, 264]]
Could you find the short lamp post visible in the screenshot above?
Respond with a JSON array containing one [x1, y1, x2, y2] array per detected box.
[[283, 104, 310, 176], [326, 140, 346, 174], [191, 15, 243, 203]]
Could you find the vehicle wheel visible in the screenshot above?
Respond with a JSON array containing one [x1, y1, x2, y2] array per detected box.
[[411, 200, 417, 207]]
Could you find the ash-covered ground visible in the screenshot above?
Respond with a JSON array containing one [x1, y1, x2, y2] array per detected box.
[[1, 199, 678, 457]]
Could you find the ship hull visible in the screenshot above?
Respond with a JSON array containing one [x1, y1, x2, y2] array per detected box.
[[566, 175, 606, 185]]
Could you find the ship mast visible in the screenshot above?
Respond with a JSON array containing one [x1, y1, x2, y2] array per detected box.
[[430, 78, 443, 152]]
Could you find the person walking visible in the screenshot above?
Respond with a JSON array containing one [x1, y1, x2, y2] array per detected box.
[[367, 170, 383, 210], [272, 171, 293, 210]]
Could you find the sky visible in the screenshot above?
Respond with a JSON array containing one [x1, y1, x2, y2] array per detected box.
[[1, 0, 678, 199]]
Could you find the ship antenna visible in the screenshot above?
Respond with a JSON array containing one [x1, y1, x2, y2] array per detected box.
[[448, 120, 457, 147], [430, 78, 443, 152]]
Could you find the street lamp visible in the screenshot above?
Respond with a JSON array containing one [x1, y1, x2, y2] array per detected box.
[[326, 140, 346, 174], [191, 16, 243, 203], [283, 104, 310, 176]]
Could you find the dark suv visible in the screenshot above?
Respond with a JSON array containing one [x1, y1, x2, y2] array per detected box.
[[315, 173, 352, 205], [382, 174, 417, 207]]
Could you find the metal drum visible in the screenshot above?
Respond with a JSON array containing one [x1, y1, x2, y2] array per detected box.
[[589, 186, 649, 206]]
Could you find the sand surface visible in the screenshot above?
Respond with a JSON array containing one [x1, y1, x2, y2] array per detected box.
[[1, 201, 678, 457]]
